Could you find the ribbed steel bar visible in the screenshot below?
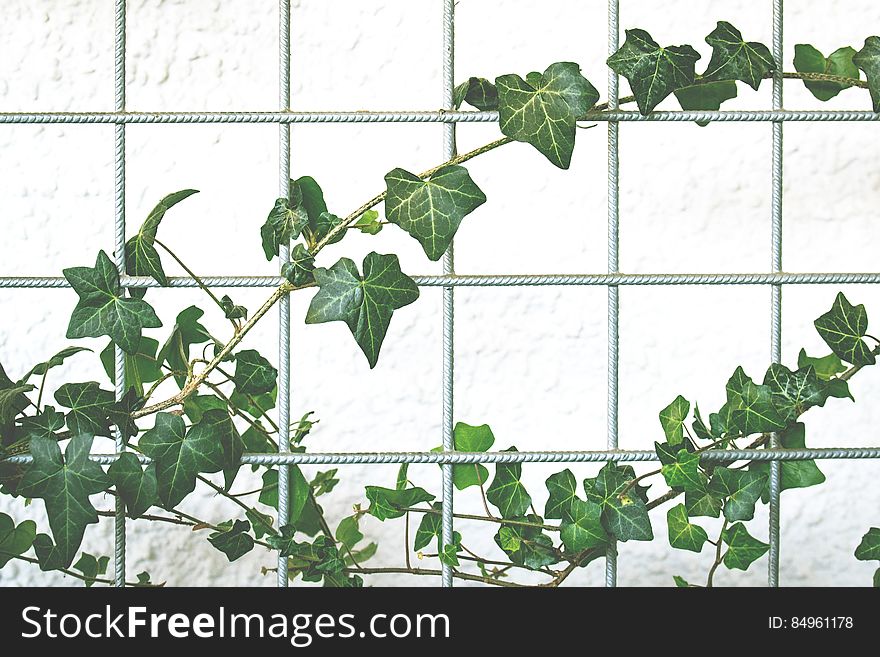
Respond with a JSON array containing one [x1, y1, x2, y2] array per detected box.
[[440, 0, 456, 589], [768, 0, 785, 589], [2, 110, 878, 124], [276, 0, 292, 589], [6, 271, 880, 289], [112, 0, 127, 589], [8, 447, 880, 466], [606, 0, 620, 590]]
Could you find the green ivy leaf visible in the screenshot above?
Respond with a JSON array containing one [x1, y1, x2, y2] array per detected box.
[[157, 306, 214, 388], [125, 190, 199, 298], [793, 44, 860, 101], [674, 80, 738, 125], [0, 384, 33, 429], [763, 363, 828, 422], [64, 250, 162, 353], [494, 517, 559, 570], [396, 463, 409, 490], [245, 508, 274, 540], [0, 513, 37, 568], [450, 422, 494, 490], [723, 523, 769, 571], [453, 77, 499, 111], [19, 407, 65, 441], [310, 468, 338, 497], [814, 292, 875, 366], [73, 552, 110, 587], [350, 210, 383, 236], [208, 519, 255, 562], [702, 21, 774, 90], [188, 409, 243, 491], [725, 366, 786, 435], [855, 528, 880, 561], [365, 486, 435, 521], [233, 350, 277, 396], [607, 29, 700, 114], [19, 434, 110, 567], [486, 448, 532, 518], [692, 404, 714, 440], [673, 575, 692, 587], [797, 349, 846, 381], [496, 62, 598, 168], [281, 244, 316, 286], [55, 382, 114, 437], [261, 195, 309, 261], [219, 295, 248, 321], [439, 537, 462, 567], [384, 165, 486, 260], [544, 468, 578, 520], [413, 503, 442, 552], [100, 337, 162, 396], [667, 503, 709, 552], [107, 452, 157, 519], [32, 533, 66, 571], [661, 449, 705, 493], [560, 497, 608, 553], [659, 395, 690, 445], [589, 462, 653, 542], [853, 37, 880, 112], [708, 467, 766, 522], [19, 346, 92, 383], [139, 412, 224, 509], [306, 252, 419, 368], [294, 176, 345, 248], [335, 515, 364, 552], [685, 479, 723, 518], [751, 423, 825, 502]]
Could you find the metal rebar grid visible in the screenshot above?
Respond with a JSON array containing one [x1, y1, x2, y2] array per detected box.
[[3, 1, 879, 589]]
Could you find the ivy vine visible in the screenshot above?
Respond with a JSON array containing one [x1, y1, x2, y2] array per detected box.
[[1, 22, 879, 587]]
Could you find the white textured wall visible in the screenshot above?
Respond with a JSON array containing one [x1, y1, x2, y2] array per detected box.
[[1, 0, 879, 587]]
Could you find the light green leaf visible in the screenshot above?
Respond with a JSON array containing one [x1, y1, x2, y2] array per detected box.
[[674, 80, 738, 125], [233, 349, 277, 396], [365, 486, 435, 521], [667, 503, 709, 552], [673, 575, 692, 588], [451, 422, 494, 490], [396, 463, 409, 490], [692, 404, 714, 440], [137, 189, 201, 243], [107, 452, 157, 519], [486, 448, 532, 518], [73, 552, 110, 587], [306, 252, 419, 368], [496, 62, 598, 168], [607, 29, 700, 114], [702, 21, 774, 90], [309, 468, 338, 497], [855, 527, 880, 561], [544, 468, 578, 520], [685, 480, 723, 518], [100, 337, 161, 396], [560, 497, 608, 552], [384, 165, 486, 260], [139, 412, 224, 509], [0, 513, 37, 568], [659, 395, 690, 445], [723, 523, 769, 571], [208, 519, 254, 562], [18, 434, 110, 567], [814, 292, 875, 366], [853, 37, 880, 112], [708, 467, 767, 522], [661, 449, 705, 493], [335, 515, 363, 551], [797, 349, 846, 381], [64, 250, 162, 353], [794, 44, 860, 101], [453, 77, 498, 111], [351, 210, 383, 236], [55, 382, 114, 437]]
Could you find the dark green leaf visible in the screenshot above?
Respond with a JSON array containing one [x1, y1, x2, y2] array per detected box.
[[64, 250, 162, 353], [855, 527, 880, 561], [486, 448, 532, 518], [18, 434, 110, 567], [794, 44, 860, 101], [365, 486, 435, 521], [138, 190, 200, 242], [607, 29, 700, 114], [157, 305, 213, 388], [310, 468, 338, 497], [661, 449, 705, 493], [685, 480, 723, 518], [494, 517, 559, 570], [667, 503, 709, 552], [396, 463, 409, 490], [763, 363, 827, 421], [208, 520, 254, 562], [19, 407, 65, 441], [100, 337, 162, 396], [183, 394, 227, 424], [708, 467, 766, 522], [0, 384, 33, 428], [55, 382, 114, 437], [853, 37, 880, 112], [702, 21, 774, 90], [73, 552, 110, 587], [384, 165, 486, 260], [187, 409, 243, 491], [725, 366, 786, 435], [723, 523, 769, 571], [814, 292, 875, 366], [659, 395, 690, 445], [233, 349, 277, 396], [674, 80, 737, 125], [496, 62, 598, 168], [692, 404, 714, 440], [32, 533, 66, 571], [589, 462, 653, 542], [261, 194, 309, 261], [544, 468, 578, 520], [413, 504, 441, 552], [295, 176, 345, 248], [560, 498, 608, 552], [453, 77, 498, 110], [0, 513, 37, 568], [139, 412, 224, 509], [752, 424, 825, 502], [219, 295, 248, 321], [108, 453, 157, 519], [305, 252, 419, 368], [281, 243, 316, 286], [797, 349, 846, 381], [451, 422, 493, 490], [19, 346, 92, 382], [246, 508, 274, 539]]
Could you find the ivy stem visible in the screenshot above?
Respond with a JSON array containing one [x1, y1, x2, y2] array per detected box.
[[340, 566, 527, 588], [153, 238, 232, 324], [7, 553, 161, 587], [706, 519, 729, 588]]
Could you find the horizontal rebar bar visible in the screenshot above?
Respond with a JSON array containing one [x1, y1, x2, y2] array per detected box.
[[5, 447, 880, 466]]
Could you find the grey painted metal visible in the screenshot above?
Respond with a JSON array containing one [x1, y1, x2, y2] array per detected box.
[[112, 0, 127, 589], [2, 110, 878, 124], [276, 0, 292, 589], [8, 447, 880, 467], [605, 0, 620, 590], [440, 0, 456, 589], [7, 271, 880, 289], [768, 0, 785, 589]]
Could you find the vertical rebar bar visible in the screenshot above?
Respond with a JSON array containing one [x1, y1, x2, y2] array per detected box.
[[605, 0, 620, 589], [440, 0, 456, 589], [277, 0, 292, 588], [769, 0, 784, 588], [112, 0, 127, 589]]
